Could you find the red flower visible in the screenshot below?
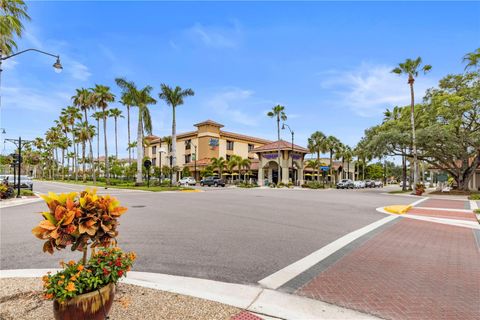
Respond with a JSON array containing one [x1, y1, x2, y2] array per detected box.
[[103, 268, 109, 275], [117, 270, 123, 277], [115, 260, 122, 267]]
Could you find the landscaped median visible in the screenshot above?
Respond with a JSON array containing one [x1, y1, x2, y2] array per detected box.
[[36, 179, 195, 192]]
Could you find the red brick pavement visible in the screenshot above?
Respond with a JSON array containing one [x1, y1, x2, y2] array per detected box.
[[297, 219, 480, 320], [417, 199, 469, 210], [230, 311, 263, 320], [408, 208, 477, 222]]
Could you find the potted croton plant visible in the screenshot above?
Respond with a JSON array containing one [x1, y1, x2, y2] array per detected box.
[[32, 188, 136, 320]]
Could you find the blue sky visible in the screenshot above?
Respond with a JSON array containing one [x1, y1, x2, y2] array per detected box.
[[2, 1, 479, 158]]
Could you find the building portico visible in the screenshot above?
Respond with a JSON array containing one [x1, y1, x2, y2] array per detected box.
[[254, 140, 309, 186]]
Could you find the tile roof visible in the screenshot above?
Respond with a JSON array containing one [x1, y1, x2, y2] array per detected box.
[[252, 140, 309, 153], [194, 120, 224, 128]]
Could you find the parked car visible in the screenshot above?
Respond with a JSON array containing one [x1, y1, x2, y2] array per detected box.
[[1, 175, 33, 190], [374, 181, 384, 188], [364, 180, 375, 188], [336, 179, 354, 189], [354, 180, 366, 188], [179, 177, 196, 186], [200, 176, 226, 187], [399, 181, 410, 188]]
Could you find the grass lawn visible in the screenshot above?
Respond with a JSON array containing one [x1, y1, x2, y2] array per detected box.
[[36, 179, 194, 192]]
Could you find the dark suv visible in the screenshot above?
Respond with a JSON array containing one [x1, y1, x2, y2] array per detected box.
[[200, 176, 226, 187]]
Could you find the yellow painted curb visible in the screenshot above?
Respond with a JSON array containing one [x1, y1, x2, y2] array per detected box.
[[384, 205, 412, 215], [180, 189, 202, 193]]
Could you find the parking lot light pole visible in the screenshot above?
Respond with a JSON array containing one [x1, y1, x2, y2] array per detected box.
[[282, 123, 294, 184]]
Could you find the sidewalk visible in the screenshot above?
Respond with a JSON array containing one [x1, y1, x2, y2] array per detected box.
[[275, 197, 480, 320]]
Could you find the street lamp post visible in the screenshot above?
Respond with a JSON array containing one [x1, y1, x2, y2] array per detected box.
[[5, 137, 34, 198], [158, 149, 165, 183], [282, 123, 294, 185]]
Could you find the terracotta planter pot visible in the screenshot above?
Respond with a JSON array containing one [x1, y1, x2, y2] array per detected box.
[[53, 282, 115, 320]]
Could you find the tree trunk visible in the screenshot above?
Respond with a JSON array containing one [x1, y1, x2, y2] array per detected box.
[[71, 125, 77, 182], [402, 154, 407, 191], [84, 109, 95, 183], [96, 119, 100, 181], [136, 112, 143, 184], [317, 151, 320, 182], [114, 117, 118, 159], [82, 140, 86, 182], [171, 106, 177, 184], [127, 106, 131, 166], [66, 155, 70, 181], [103, 114, 109, 185], [61, 148, 65, 180], [329, 150, 333, 186], [409, 78, 418, 192], [277, 114, 281, 183]]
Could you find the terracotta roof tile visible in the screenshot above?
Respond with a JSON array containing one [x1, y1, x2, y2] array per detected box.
[[252, 140, 309, 153]]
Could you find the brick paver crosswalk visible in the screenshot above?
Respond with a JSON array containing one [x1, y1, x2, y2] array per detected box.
[[297, 218, 480, 320]]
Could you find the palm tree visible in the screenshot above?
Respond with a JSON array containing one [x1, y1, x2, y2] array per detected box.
[[72, 88, 96, 182], [158, 84, 195, 184], [210, 157, 226, 177], [56, 136, 70, 180], [325, 136, 341, 186], [463, 48, 480, 71], [307, 131, 326, 182], [92, 111, 104, 178], [109, 108, 124, 159], [116, 79, 157, 184], [0, 0, 30, 54], [61, 106, 82, 181], [267, 105, 287, 183], [343, 145, 353, 180], [392, 57, 431, 192], [91, 85, 115, 185], [227, 155, 242, 182], [126, 142, 137, 160], [76, 122, 95, 182], [238, 158, 251, 182]]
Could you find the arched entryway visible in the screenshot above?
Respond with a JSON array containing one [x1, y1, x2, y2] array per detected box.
[[262, 160, 280, 185]]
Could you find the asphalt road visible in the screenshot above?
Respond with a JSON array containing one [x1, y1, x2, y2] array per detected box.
[[0, 181, 414, 285]]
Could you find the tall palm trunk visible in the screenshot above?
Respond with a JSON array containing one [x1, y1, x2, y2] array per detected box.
[[84, 109, 95, 183], [362, 159, 365, 181], [54, 148, 59, 179], [171, 106, 177, 184], [66, 155, 70, 181], [103, 114, 109, 185], [82, 140, 86, 182], [114, 117, 118, 159], [96, 118, 100, 181], [347, 160, 350, 180], [402, 152, 407, 191], [342, 157, 345, 179], [329, 149, 333, 186], [316, 151, 320, 182], [409, 76, 418, 192], [61, 148, 65, 180], [127, 105, 131, 165], [276, 114, 281, 183], [136, 111, 143, 184], [71, 124, 77, 181]]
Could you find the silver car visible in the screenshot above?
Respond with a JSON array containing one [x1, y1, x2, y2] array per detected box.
[[179, 177, 196, 186]]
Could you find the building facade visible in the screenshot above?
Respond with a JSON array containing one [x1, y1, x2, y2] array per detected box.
[[145, 120, 271, 181]]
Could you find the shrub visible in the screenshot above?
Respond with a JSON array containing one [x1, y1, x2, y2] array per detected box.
[[469, 193, 480, 200], [0, 183, 15, 199], [277, 182, 286, 188], [302, 181, 324, 189], [237, 182, 258, 188], [287, 182, 294, 188], [20, 189, 35, 196], [474, 208, 480, 214], [269, 183, 276, 188], [42, 247, 136, 302], [415, 183, 426, 195]]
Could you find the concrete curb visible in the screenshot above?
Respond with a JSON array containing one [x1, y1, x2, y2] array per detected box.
[[0, 269, 379, 319], [0, 196, 43, 209]]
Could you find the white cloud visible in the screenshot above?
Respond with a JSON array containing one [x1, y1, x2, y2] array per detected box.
[[205, 88, 272, 126], [188, 21, 242, 48], [320, 63, 437, 117], [67, 61, 91, 81], [2, 85, 71, 113]]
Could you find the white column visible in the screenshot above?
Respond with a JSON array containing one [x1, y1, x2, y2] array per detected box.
[[258, 167, 264, 186]]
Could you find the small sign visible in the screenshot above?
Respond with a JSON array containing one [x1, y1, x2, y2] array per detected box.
[[437, 173, 448, 182], [263, 153, 278, 159], [320, 166, 329, 171], [143, 159, 152, 168], [192, 153, 196, 161], [209, 138, 219, 150]]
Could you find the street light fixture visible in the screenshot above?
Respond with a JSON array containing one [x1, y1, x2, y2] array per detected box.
[[282, 123, 295, 185], [0, 48, 62, 73]]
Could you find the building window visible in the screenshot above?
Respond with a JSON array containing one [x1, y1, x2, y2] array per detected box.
[[185, 139, 191, 150], [227, 140, 234, 151], [185, 154, 191, 163], [152, 158, 157, 166], [152, 146, 157, 154], [248, 144, 254, 152]]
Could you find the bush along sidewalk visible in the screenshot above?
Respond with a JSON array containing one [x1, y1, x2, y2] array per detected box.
[[32, 188, 136, 319]]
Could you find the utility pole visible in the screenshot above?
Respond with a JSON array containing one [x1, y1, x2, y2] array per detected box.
[[5, 137, 34, 197]]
